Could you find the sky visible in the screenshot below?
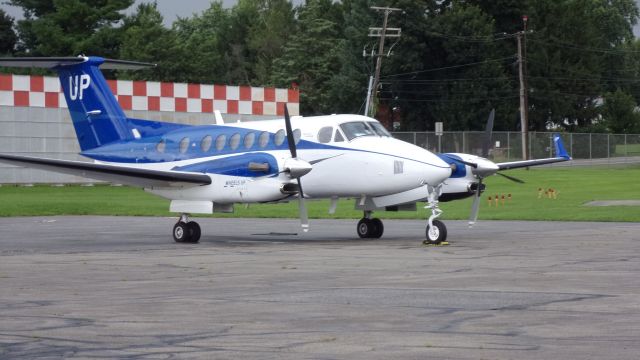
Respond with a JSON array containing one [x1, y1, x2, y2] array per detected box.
[[2, 0, 640, 34]]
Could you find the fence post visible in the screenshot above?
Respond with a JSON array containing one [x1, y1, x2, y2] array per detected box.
[[570, 133, 573, 162], [507, 132, 511, 160], [589, 133, 592, 160], [413, 132, 417, 146], [607, 134, 610, 159]]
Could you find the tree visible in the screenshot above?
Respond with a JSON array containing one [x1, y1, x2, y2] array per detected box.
[[601, 89, 640, 133], [271, 0, 344, 114], [9, 0, 133, 57], [119, 2, 180, 81], [0, 9, 17, 55]]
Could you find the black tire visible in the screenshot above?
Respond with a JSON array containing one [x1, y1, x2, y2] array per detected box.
[[186, 221, 201, 243], [173, 222, 191, 243], [357, 218, 373, 238], [425, 219, 447, 244], [371, 218, 384, 238]]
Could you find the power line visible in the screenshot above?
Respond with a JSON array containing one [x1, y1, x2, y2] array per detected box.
[[381, 56, 517, 78]]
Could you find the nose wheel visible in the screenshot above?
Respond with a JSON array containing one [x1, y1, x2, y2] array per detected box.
[[357, 213, 384, 238], [424, 219, 447, 245], [423, 184, 448, 245], [173, 214, 201, 243]]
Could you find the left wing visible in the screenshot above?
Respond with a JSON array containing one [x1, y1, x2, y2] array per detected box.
[[0, 154, 211, 188], [496, 133, 571, 170]]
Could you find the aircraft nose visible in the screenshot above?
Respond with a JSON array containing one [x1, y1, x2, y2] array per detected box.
[[429, 155, 452, 185]]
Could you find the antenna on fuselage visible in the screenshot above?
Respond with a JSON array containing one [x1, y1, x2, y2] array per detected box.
[[214, 110, 224, 125]]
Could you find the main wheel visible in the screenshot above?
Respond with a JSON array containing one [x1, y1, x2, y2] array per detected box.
[[357, 218, 373, 238], [425, 219, 447, 244], [371, 218, 384, 238], [186, 221, 201, 243], [173, 221, 191, 243]]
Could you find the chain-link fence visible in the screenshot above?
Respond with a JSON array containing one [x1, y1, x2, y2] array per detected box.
[[391, 131, 640, 163]]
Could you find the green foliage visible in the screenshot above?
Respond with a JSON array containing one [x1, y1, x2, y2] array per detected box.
[[4, 0, 640, 133], [0, 9, 17, 55], [601, 89, 640, 133], [9, 0, 134, 57]]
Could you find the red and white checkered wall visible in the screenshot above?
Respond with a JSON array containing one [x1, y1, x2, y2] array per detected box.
[[0, 74, 300, 116]]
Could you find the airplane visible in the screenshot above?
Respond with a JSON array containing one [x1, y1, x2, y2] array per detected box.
[[0, 56, 456, 244]]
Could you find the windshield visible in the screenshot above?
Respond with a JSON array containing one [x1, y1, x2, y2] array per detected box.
[[339, 122, 377, 141], [367, 122, 391, 137]]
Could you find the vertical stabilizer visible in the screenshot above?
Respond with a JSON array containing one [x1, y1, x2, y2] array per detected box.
[[57, 57, 131, 150], [0, 56, 155, 151]]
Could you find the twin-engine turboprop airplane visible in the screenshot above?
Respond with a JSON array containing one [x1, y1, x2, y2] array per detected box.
[[0, 56, 458, 244]]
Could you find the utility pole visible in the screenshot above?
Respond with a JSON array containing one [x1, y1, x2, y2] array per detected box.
[[366, 6, 401, 118], [517, 15, 529, 160]]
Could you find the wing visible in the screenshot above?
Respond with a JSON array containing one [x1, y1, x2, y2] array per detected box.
[[496, 133, 571, 170], [496, 157, 569, 170], [0, 154, 211, 188]]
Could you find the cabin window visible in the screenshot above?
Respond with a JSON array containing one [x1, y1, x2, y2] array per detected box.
[[258, 131, 270, 148], [179, 137, 190, 154], [215, 134, 226, 151], [200, 135, 212, 152], [156, 139, 166, 153], [274, 129, 286, 146], [293, 129, 302, 145], [318, 126, 333, 143], [229, 133, 241, 150], [368, 122, 391, 137], [334, 130, 345, 142], [339, 122, 376, 141], [244, 132, 255, 149]]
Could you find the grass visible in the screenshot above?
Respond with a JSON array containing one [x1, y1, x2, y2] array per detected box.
[[1, 165, 639, 222]]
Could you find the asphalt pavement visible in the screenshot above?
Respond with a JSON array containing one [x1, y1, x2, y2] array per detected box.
[[1, 216, 639, 359]]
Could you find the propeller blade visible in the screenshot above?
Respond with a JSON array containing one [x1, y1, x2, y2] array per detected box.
[[468, 180, 482, 227], [482, 108, 495, 158], [297, 179, 309, 232], [496, 172, 525, 184], [284, 104, 297, 159]]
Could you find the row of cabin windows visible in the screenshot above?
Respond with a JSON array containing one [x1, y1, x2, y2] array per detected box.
[[156, 129, 302, 154], [156, 122, 390, 154]]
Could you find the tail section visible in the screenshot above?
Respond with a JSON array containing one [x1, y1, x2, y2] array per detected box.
[[553, 133, 571, 160], [0, 56, 154, 151]]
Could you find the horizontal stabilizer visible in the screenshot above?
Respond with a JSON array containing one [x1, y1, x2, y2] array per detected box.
[[0, 57, 155, 70], [0, 154, 210, 188]]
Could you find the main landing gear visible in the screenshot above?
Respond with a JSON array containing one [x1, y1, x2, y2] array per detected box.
[[173, 214, 201, 243], [357, 211, 384, 239], [423, 185, 448, 245]]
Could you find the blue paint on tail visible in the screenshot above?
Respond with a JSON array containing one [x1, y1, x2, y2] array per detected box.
[[553, 133, 571, 159], [56, 57, 133, 151]]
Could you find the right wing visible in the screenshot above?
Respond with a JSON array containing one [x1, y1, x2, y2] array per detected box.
[[496, 133, 571, 170], [0, 154, 211, 188]]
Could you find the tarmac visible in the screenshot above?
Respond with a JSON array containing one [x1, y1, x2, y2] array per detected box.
[[1, 216, 639, 359]]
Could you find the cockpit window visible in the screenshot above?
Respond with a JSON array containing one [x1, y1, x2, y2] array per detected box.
[[339, 122, 376, 141], [368, 122, 391, 137], [334, 129, 344, 142]]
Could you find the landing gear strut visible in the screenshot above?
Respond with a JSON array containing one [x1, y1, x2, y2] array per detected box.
[[357, 211, 384, 239], [423, 185, 448, 245], [173, 213, 201, 243]]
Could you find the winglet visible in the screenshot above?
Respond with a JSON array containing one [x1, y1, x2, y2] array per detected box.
[[553, 134, 571, 160]]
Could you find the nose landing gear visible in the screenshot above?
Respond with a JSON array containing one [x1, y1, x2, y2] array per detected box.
[[423, 185, 448, 245], [173, 214, 201, 243]]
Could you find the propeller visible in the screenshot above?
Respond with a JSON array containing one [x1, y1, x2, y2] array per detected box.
[[283, 105, 310, 232]]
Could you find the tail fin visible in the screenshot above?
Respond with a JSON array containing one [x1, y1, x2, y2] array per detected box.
[[552, 133, 571, 160], [0, 56, 154, 151]]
